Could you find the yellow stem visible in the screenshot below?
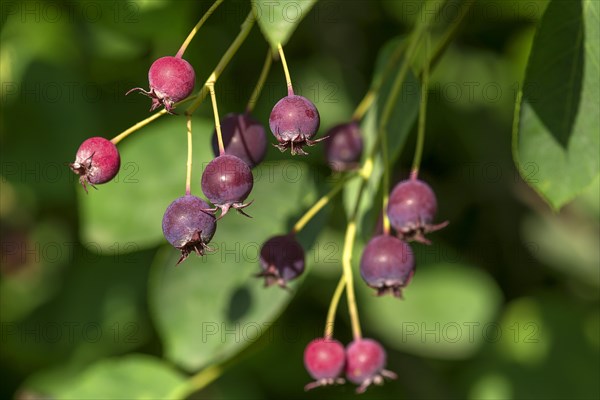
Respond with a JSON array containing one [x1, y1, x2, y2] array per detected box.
[[206, 75, 224, 155], [277, 43, 294, 96], [324, 275, 346, 339], [176, 0, 224, 58], [185, 114, 193, 195], [342, 221, 362, 340]]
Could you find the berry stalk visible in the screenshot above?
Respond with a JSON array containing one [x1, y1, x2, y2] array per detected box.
[[185, 114, 193, 195], [342, 220, 362, 340], [411, 34, 431, 180], [292, 173, 358, 234], [324, 275, 346, 340], [246, 49, 273, 113], [277, 43, 294, 96], [186, 12, 256, 115], [206, 75, 225, 155], [176, 0, 224, 58]]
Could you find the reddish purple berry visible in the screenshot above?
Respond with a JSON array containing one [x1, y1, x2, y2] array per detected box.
[[360, 235, 414, 298], [69, 137, 120, 193], [127, 56, 195, 114], [269, 95, 324, 155], [303, 338, 346, 391], [257, 234, 304, 288], [201, 154, 253, 218], [211, 113, 267, 168], [324, 122, 363, 172], [345, 338, 397, 393], [162, 195, 216, 265], [387, 178, 448, 244]]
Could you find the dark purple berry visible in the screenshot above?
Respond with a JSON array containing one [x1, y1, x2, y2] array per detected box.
[[324, 122, 363, 172], [360, 235, 414, 298], [303, 338, 346, 391], [211, 113, 267, 168], [269, 95, 324, 155], [345, 338, 397, 393], [127, 56, 195, 114], [201, 154, 253, 218], [387, 178, 448, 244], [162, 195, 216, 265], [69, 137, 120, 193], [257, 234, 305, 288]]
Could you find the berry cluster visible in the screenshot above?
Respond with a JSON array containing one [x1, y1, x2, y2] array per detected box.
[[304, 337, 397, 393], [67, 8, 448, 395]]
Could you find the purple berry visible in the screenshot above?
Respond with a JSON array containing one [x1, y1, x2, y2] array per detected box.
[[387, 178, 448, 244], [201, 154, 253, 218], [269, 95, 324, 155], [69, 137, 120, 193], [257, 234, 305, 288], [162, 195, 216, 265], [360, 235, 414, 298], [303, 338, 346, 391], [127, 56, 195, 114], [211, 113, 267, 168], [345, 338, 397, 393], [324, 122, 363, 172]]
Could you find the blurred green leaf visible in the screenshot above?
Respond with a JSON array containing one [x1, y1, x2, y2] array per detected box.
[[149, 161, 317, 371], [513, 0, 600, 210], [252, 0, 318, 49], [79, 116, 213, 253], [360, 263, 503, 359], [38, 354, 185, 400], [343, 38, 420, 237]]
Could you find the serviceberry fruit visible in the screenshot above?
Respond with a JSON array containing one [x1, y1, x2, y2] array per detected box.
[[345, 338, 397, 393], [360, 235, 414, 297], [69, 137, 120, 193], [324, 122, 363, 172], [201, 154, 253, 218], [387, 178, 448, 244], [269, 95, 324, 155], [127, 56, 195, 114], [257, 234, 305, 288], [211, 113, 267, 168], [162, 195, 216, 265], [303, 338, 346, 391]]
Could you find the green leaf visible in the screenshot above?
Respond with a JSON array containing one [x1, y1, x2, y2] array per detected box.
[[513, 0, 600, 210], [38, 354, 185, 400], [360, 263, 503, 359], [252, 0, 318, 49], [343, 38, 421, 237], [149, 161, 318, 371], [79, 116, 214, 252]]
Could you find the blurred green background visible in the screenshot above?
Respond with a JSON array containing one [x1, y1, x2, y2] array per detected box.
[[1, 0, 599, 399]]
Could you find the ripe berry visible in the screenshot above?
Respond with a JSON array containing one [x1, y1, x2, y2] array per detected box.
[[360, 235, 414, 298], [269, 95, 324, 155], [387, 178, 448, 244], [69, 137, 120, 193], [257, 234, 304, 288], [324, 122, 363, 172], [345, 338, 397, 393], [303, 338, 346, 391], [127, 56, 195, 114], [162, 195, 216, 265], [211, 113, 267, 168], [201, 154, 253, 218]]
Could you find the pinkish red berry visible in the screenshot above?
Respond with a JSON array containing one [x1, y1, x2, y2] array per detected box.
[[127, 56, 195, 114], [69, 137, 120, 193], [345, 338, 397, 393], [303, 338, 346, 391], [211, 113, 267, 168]]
